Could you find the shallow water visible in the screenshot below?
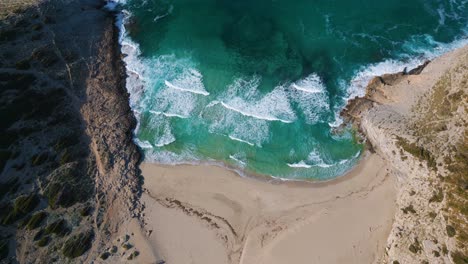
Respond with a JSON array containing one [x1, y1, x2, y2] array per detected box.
[[116, 0, 467, 180]]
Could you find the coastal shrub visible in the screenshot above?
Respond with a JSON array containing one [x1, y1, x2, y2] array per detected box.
[[15, 58, 31, 70], [409, 239, 422, 254], [31, 153, 48, 166], [25, 211, 47, 230], [100, 252, 110, 260], [59, 149, 72, 165], [110, 245, 117, 253], [127, 251, 139, 260], [396, 136, 437, 169], [122, 243, 133, 250], [442, 245, 449, 255], [62, 230, 94, 259], [33, 229, 44, 241], [45, 219, 69, 237], [79, 206, 91, 217], [1, 193, 39, 225], [31, 47, 59, 67], [36, 236, 49, 247], [401, 204, 416, 214], [429, 188, 444, 203], [451, 251, 468, 264], [446, 225, 456, 237], [53, 134, 80, 152]]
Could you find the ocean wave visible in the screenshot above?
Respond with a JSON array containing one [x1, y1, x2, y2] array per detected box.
[[219, 101, 294, 123], [134, 138, 152, 149], [229, 154, 247, 167], [164, 77, 209, 96], [347, 35, 468, 101], [149, 110, 189, 119], [287, 161, 312, 169], [290, 74, 330, 124], [213, 77, 297, 123], [228, 135, 255, 146]]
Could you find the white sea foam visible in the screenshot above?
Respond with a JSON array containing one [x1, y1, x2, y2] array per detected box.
[[149, 110, 188, 119], [229, 154, 247, 166], [154, 121, 176, 147], [347, 35, 468, 101], [134, 138, 153, 149], [206, 103, 269, 147], [165, 79, 209, 96], [214, 77, 296, 124], [287, 161, 312, 169], [290, 74, 330, 124], [228, 135, 255, 146], [219, 101, 293, 123]]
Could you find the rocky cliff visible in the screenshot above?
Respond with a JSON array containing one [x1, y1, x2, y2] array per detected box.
[[0, 0, 141, 262], [342, 46, 467, 264]]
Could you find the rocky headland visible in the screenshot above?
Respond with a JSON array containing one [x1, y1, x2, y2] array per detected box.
[[0, 0, 142, 262], [342, 45, 467, 263]]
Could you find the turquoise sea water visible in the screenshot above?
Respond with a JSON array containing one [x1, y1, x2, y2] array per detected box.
[[115, 0, 467, 180]]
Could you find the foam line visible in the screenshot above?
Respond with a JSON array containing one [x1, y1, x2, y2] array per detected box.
[[291, 84, 323, 94], [165, 80, 210, 96], [228, 135, 255, 146], [220, 102, 294, 124], [287, 161, 312, 168], [149, 110, 189, 119]]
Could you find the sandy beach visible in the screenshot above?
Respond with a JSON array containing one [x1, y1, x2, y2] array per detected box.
[[127, 152, 396, 264]]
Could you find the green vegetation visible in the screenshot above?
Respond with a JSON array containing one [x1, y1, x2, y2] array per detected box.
[[446, 225, 456, 237], [100, 252, 110, 260], [412, 61, 468, 257], [408, 238, 422, 254], [33, 229, 45, 241], [44, 164, 93, 209], [31, 153, 49, 166], [31, 46, 59, 67], [25, 211, 47, 230], [45, 219, 69, 237], [396, 136, 436, 169], [444, 131, 468, 252], [451, 251, 468, 264], [122, 243, 133, 250], [429, 188, 444, 203], [36, 236, 50, 247], [1, 193, 39, 225], [127, 251, 139, 260], [15, 58, 31, 70], [62, 231, 94, 259], [401, 204, 416, 214]]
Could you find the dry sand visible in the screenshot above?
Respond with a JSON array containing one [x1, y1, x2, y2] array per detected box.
[[128, 152, 396, 264]]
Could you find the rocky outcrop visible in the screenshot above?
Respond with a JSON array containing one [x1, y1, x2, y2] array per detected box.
[[0, 0, 141, 262], [342, 48, 467, 263]]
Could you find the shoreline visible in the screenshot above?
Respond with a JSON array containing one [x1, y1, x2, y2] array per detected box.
[[141, 149, 370, 188], [134, 152, 396, 264]]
